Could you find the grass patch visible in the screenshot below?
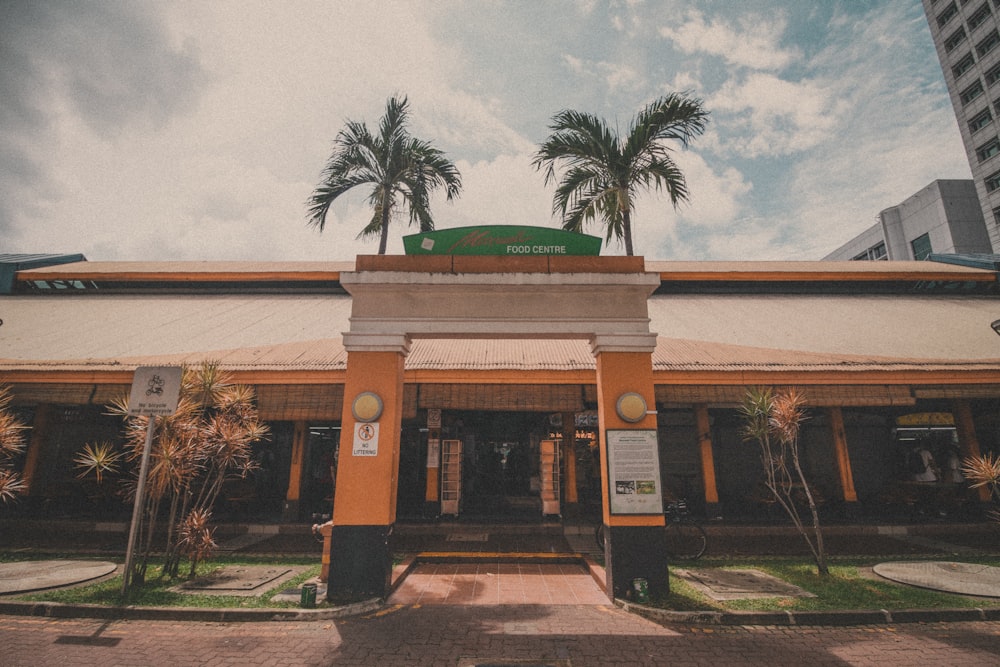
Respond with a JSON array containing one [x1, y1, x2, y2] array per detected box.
[[11, 554, 327, 609], [655, 556, 1000, 613]]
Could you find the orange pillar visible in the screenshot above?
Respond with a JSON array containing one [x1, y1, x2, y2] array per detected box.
[[953, 400, 991, 502], [282, 421, 307, 522], [694, 405, 720, 510], [827, 407, 858, 503], [562, 412, 578, 505], [327, 341, 407, 599], [20, 404, 51, 495], [424, 409, 441, 511], [593, 336, 666, 600]]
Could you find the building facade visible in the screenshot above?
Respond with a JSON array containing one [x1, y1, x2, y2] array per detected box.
[[924, 0, 1000, 251], [824, 179, 991, 260], [2, 253, 999, 599]]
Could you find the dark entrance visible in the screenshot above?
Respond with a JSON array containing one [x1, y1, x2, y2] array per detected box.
[[448, 411, 552, 521]]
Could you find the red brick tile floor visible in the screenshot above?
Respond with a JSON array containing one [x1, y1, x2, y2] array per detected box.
[[387, 561, 610, 605]]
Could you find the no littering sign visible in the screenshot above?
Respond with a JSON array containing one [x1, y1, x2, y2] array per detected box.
[[352, 422, 379, 456]]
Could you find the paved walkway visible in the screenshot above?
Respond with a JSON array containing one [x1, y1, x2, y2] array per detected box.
[[2, 607, 999, 666], [387, 562, 608, 606]]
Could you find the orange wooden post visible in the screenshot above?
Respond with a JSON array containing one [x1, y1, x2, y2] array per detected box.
[[562, 411, 578, 505], [827, 407, 858, 503], [954, 399, 992, 502], [282, 421, 307, 521], [694, 405, 720, 508], [19, 403, 50, 494], [424, 409, 441, 509]]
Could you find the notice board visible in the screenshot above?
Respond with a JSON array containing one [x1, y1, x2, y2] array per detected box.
[[606, 429, 664, 515]]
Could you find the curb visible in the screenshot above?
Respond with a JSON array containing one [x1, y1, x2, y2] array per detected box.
[[0, 598, 383, 623], [615, 599, 1000, 626], [2, 596, 998, 625]]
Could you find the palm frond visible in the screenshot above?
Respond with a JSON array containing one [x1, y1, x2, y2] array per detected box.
[[535, 92, 708, 254], [307, 95, 460, 251]]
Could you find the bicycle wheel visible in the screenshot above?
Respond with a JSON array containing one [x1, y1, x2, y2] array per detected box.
[[595, 523, 606, 550], [664, 519, 706, 560]]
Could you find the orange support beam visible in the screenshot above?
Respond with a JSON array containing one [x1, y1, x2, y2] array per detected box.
[[562, 411, 578, 504], [953, 399, 991, 502], [694, 405, 719, 505], [827, 407, 858, 503]]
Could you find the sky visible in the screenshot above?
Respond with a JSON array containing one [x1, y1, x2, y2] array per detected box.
[[0, 1, 974, 262]]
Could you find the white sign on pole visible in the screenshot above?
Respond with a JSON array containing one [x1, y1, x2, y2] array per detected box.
[[122, 366, 182, 597], [128, 366, 183, 416], [352, 421, 380, 456]]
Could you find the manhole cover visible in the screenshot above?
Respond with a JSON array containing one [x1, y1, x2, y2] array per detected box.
[[873, 561, 1000, 597], [175, 565, 301, 596], [674, 568, 814, 600], [0, 560, 117, 594]]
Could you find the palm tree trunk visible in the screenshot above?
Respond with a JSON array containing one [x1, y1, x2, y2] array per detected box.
[[622, 208, 634, 256], [378, 193, 391, 255]]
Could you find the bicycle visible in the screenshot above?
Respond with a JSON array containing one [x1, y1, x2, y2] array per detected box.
[[594, 499, 707, 560]]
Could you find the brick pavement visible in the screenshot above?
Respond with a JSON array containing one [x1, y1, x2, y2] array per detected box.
[[2, 606, 1000, 667]]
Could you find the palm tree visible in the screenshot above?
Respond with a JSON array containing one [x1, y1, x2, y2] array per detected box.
[[307, 95, 462, 254], [533, 93, 708, 256]]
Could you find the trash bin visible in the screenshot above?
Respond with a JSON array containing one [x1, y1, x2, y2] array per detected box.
[[631, 578, 649, 604], [300, 582, 317, 608]]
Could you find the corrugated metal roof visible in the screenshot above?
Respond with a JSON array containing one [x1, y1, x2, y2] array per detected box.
[[17, 260, 354, 276], [647, 293, 1000, 361], [3, 289, 1000, 375], [406, 338, 594, 370], [0, 294, 353, 363], [645, 260, 993, 277]]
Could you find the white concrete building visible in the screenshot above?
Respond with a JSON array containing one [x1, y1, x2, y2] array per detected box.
[[924, 0, 1000, 251], [824, 179, 991, 260]]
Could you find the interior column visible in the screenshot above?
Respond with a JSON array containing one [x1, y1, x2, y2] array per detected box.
[[953, 399, 991, 502], [694, 405, 721, 518], [327, 334, 409, 600], [281, 421, 308, 522], [827, 407, 859, 513]]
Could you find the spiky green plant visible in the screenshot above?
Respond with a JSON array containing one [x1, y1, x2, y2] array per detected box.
[[82, 362, 268, 584], [962, 452, 1000, 522], [74, 441, 122, 484], [741, 386, 828, 575], [0, 386, 27, 503]]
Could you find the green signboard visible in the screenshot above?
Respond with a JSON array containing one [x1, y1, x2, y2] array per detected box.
[[403, 225, 602, 256]]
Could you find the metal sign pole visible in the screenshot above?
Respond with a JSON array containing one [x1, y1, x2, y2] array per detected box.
[[121, 416, 156, 598]]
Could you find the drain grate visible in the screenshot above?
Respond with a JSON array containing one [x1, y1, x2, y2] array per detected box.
[[446, 532, 490, 542]]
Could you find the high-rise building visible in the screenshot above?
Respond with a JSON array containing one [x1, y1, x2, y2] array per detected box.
[[823, 179, 991, 260], [924, 0, 1000, 252]]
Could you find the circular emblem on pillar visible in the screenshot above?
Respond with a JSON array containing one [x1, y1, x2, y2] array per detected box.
[[352, 392, 384, 422], [616, 392, 648, 423]]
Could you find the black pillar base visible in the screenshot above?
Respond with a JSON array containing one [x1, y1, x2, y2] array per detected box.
[[326, 524, 393, 601], [604, 524, 669, 601]]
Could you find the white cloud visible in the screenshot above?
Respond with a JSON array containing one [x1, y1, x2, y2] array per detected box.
[[659, 10, 800, 71], [560, 54, 645, 93], [706, 73, 845, 158]]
